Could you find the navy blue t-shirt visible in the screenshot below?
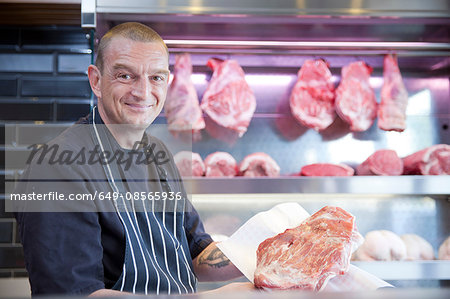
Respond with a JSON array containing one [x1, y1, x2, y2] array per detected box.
[[14, 113, 213, 295]]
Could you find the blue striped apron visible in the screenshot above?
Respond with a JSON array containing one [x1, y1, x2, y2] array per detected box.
[[90, 107, 197, 294]]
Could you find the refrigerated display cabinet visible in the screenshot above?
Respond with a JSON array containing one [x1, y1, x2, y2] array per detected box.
[[81, 0, 450, 289]]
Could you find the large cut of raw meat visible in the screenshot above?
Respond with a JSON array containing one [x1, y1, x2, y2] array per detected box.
[[204, 151, 238, 177], [402, 144, 450, 175], [378, 54, 409, 132], [335, 61, 377, 132], [356, 149, 403, 176], [352, 230, 406, 261], [401, 234, 434, 261], [165, 53, 205, 141], [254, 206, 363, 291], [201, 58, 256, 139], [173, 151, 205, 177], [289, 59, 336, 131], [239, 152, 280, 177], [438, 237, 450, 260], [300, 163, 354, 176]]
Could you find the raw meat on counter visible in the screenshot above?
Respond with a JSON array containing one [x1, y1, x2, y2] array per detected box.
[[254, 206, 363, 291], [401, 234, 434, 260], [335, 61, 377, 132], [165, 53, 205, 141], [201, 58, 256, 140], [356, 149, 403, 176], [378, 54, 409, 132], [352, 230, 406, 261], [204, 151, 238, 177], [402, 144, 450, 175], [239, 152, 280, 177], [300, 163, 354, 176], [289, 59, 336, 131], [173, 151, 205, 177], [438, 237, 450, 260]]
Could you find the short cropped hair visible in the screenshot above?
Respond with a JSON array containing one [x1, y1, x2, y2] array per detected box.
[[95, 22, 169, 72]]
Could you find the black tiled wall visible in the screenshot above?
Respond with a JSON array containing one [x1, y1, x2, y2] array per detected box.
[[0, 26, 92, 278]]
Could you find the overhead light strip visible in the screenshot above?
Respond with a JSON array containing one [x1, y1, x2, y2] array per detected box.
[[165, 40, 450, 50]]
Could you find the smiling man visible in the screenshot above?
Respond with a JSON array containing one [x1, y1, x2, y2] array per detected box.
[[15, 22, 253, 296], [88, 26, 171, 149]]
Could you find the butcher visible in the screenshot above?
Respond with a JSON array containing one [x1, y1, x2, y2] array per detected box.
[[14, 22, 253, 295]]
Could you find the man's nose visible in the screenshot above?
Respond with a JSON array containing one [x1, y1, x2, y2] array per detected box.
[[131, 77, 152, 101]]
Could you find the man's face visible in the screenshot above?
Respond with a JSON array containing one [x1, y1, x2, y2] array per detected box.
[[96, 37, 170, 129]]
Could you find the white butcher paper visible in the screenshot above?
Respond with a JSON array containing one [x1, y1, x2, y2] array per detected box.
[[216, 202, 393, 292]]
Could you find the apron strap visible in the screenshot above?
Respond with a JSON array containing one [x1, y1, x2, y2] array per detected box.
[[89, 106, 130, 211]]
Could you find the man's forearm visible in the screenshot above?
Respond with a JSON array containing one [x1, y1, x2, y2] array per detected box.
[[193, 242, 243, 282]]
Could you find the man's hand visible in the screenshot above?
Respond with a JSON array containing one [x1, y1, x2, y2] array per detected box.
[[193, 242, 243, 282]]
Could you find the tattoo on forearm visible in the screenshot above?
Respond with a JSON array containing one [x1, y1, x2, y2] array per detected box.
[[198, 247, 231, 268]]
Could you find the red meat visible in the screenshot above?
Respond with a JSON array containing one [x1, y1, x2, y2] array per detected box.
[[402, 144, 450, 175], [204, 152, 238, 177], [254, 206, 363, 291], [289, 59, 336, 131], [201, 58, 256, 140], [173, 151, 205, 177], [356, 149, 403, 176], [165, 53, 205, 141], [239, 153, 280, 177], [378, 54, 409, 132], [335, 61, 377, 132], [300, 163, 354, 176]]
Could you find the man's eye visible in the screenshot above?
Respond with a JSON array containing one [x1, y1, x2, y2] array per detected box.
[[152, 75, 164, 82], [118, 74, 131, 80]]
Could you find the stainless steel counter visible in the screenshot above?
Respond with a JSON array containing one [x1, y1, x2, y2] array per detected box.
[[185, 177, 450, 195], [17, 288, 450, 299]]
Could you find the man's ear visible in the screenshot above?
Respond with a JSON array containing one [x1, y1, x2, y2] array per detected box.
[[88, 65, 102, 98]]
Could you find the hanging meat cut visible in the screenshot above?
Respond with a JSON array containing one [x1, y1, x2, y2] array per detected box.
[[239, 152, 280, 177], [201, 58, 256, 140], [356, 149, 403, 176], [254, 206, 363, 291], [378, 54, 409, 132], [335, 61, 377, 132], [165, 53, 205, 141], [204, 151, 238, 177], [300, 163, 354, 176], [173, 151, 205, 177], [289, 59, 336, 131], [402, 144, 450, 175]]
